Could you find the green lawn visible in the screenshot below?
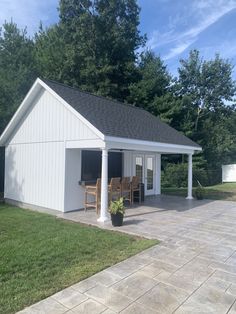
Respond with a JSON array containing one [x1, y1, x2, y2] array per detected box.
[[162, 182, 236, 201], [0, 204, 157, 314]]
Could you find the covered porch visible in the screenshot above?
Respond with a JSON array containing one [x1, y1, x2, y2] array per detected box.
[[59, 194, 216, 240], [65, 136, 201, 221]]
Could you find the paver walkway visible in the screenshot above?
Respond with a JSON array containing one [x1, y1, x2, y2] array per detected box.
[[19, 196, 236, 313]]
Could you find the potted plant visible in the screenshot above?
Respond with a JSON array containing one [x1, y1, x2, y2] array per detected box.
[[195, 185, 205, 200], [109, 197, 125, 227]]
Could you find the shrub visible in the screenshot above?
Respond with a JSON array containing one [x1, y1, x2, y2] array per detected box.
[[162, 163, 209, 188], [194, 185, 205, 200], [162, 163, 188, 188]]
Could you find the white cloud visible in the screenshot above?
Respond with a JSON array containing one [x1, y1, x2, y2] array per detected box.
[[0, 0, 58, 36], [163, 40, 196, 60], [147, 0, 236, 60]]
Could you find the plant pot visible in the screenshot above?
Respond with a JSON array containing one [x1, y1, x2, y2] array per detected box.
[[111, 212, 124, 227]]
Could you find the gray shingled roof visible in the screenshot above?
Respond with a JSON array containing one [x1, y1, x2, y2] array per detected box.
[[43, 79, 200, 148]]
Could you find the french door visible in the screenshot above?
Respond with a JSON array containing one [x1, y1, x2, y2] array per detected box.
[[134, 154, 155, 195]]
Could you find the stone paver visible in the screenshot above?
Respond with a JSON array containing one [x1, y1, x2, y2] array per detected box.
[[85, 284, 133, 312], [17, 195, 236, 313], [137, 282, 189, 313], [67, 299, 106, 314]]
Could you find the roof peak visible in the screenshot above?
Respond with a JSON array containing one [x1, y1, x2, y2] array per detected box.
[[41, 77, 148, 113]]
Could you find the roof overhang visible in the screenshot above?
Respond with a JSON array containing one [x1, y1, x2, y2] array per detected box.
[[66, 136, 201, 154], [105, 136, 201, 154]]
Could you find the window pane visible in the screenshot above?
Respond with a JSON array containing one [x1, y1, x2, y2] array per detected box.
[[135, 157, 143, 182], [147, 157, 153, 190]]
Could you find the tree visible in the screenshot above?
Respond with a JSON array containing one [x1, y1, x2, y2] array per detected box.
[[35, 24, 74, 84], [178, 49, 236, 132], [0, 22, 36, 132], [35, 0, 145, 101], [177, 50, 236, 169], [128, 51, 172, 111]]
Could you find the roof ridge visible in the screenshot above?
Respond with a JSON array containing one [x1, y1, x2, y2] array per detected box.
[[42, 77, 148, 113]]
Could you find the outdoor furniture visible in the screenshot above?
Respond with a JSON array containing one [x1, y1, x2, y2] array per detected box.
[[121, 176, 132, 205], [84, 178, 101, 214], [108, 177, 121, 203], [131, 176, 141, 204]]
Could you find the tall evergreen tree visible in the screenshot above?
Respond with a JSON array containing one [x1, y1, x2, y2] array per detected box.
[[35, 0, 145, 101], [128, 51, 172, 110], [0, 22, 36, 132]]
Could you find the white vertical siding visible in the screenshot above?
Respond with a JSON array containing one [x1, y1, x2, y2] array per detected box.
[[5, 142, 65, 211], [64, 149, 84, 211], [5, 87, 102, 212], [9, 89, 99, 144], [123, 151, 132, 177]]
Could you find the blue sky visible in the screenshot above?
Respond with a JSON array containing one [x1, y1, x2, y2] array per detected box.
[[1, 0, 236, 78]]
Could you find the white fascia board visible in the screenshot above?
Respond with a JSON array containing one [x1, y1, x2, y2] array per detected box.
[[38, 79, 105, 140], [66, 139, 105, 149], [0, 78, 42, 146], [105, 136, 201, 154]]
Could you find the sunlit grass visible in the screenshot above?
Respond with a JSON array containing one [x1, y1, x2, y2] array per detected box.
[[0, 204, 157, 313]]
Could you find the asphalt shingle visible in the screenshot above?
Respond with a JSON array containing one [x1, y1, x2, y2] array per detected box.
[[44, 79, 200, 148]]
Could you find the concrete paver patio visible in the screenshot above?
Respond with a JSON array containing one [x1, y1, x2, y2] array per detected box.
[[18, 195, 236, 313]]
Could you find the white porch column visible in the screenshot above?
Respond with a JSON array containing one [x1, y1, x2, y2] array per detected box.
[[98, 148, 109, 222], [155, 154, 161, 195], [186, 153, 193, 200]]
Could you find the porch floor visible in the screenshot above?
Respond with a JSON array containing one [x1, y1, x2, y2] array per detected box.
[[58, 194, 227, 241]]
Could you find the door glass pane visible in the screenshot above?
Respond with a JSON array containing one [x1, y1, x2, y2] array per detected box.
[[135, 157, 143, 183], [147, 157, 153, 190]]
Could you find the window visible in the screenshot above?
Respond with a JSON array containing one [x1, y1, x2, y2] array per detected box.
[[146, 157, 154, 190], [81, 151, 122, 181], [135, 156, 143, 183]]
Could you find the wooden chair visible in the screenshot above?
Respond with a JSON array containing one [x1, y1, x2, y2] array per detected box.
[[108, 177, 121, 203], [84, 178, 101, 214], [121, 177, 132, 205], [131, 176, 141, 204]]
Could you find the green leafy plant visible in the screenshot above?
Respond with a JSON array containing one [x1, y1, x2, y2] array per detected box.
[[109, 197, 125, 215], [195, 185, 205, 200]]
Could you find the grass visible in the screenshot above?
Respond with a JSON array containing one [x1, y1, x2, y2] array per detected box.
[[0, 204, 157, 314], [162, 182, 236, 201]]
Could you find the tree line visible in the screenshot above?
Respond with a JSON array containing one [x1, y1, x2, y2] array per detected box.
[[0, 0, 236, 176]]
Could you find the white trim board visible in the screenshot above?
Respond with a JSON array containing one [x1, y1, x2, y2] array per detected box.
[[105, 136, 200, 154]]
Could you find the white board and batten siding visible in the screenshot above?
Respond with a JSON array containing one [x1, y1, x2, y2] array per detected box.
[[222, 164, 236, 183], [5, 88, 99, 212]]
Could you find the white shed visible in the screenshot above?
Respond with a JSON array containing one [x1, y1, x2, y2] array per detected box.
[[0, 78, 201, 221], [222, 164, 236, 182]]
